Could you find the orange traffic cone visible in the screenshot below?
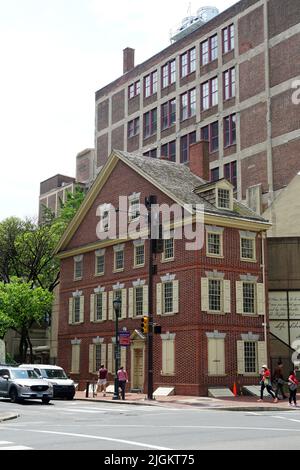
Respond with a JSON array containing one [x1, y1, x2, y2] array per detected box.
[[233, 382, 237, 397]]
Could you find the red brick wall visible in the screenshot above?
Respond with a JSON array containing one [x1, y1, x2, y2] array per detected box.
[[241, 151, 268, 198], [97, 134, 109, 167], [112, 90, 125, 124], [271, 89, 299, 138], [272, 138, 300, 191], [268, 0, 300, 38], [238, 5, 264, 54], [270, 33, 300, 88], [240, 102, 267, 150], [97, 99, 109, 132], [111, 125, 124, 152], [239, 53, 265, 102]]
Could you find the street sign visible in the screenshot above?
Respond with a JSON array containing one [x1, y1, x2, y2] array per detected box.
[[119, 331, 131, 346]]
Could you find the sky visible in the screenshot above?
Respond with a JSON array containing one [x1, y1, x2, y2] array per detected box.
[[0, 0, 236, 221]]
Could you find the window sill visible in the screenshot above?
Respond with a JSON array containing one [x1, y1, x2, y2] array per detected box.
[[206, 311, 226, 315], [240, 258, 257, 263], [74, 277, 83, 282], [94, 272, 105, 277], [113, 268, 124, 273], [241, 313, 258, 317], [208, 374, 227, 377], [206, 254, 224, 259], [70, 322, 84, 326], [161, 312, 176, 317], [133, 264, 145, 269], [91, 320, 106, 324], [161, 258, 175, 263], [160, 373, 175, 377]]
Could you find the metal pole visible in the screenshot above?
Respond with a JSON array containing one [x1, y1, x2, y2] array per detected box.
[[147, 196, 155, 400], [113, 306, 120, 400]]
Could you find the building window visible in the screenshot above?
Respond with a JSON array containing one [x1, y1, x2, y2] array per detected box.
[[128, 81, 140, 99], [143, 108, 157, 139], [161, 141, 176, 162], [180, 88, 196, 121], [163, 282, 173, 314], [74, 258, 83, 280], [95, 253, 105, 275], [114, 249, 124, 271], [99, 204, 111, 233], [95, 293, 104, 321], [162, 59, 176, 88], [211, 167, 219, 181], [201, 121, 219, 153], [223, 67, 235, 100], [129, 195, 140, 221], [144, 70, 157, 98], [224, 114, 236, 147], [244, 342, 257, 373], [128, 118, 140, 138], [94, 344, 102, 371], [209, 279, 222, 312], [224, 161, 237, 190], [243, 283, 256, 314], [180, 47, 196, 77], [201, 77, 218, 110], [73, 297, 81, 323], [163, 237, 174, 261], [222, 24, 234, 54], [180, 131, 196, 163], [134, 244, 145, 267], [161, 98, 176, 130], [143, 148, 157, 158], [134, 287, 144, 317], [200, 34, 218, 65], [207, 232, 221, 256], [241, 237, 255, 261], [217, 188, 231, 209]]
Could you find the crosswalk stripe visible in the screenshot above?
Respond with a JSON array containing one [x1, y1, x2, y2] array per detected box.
[[0, 446, 33, 450], [0, 441, 13, 445]]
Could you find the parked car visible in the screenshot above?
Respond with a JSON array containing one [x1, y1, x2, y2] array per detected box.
[[0, 367, 53, 404], [19, 364, 75, 400]]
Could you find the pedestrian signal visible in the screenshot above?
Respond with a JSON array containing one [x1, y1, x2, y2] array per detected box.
[[141, 316, 149, 334]]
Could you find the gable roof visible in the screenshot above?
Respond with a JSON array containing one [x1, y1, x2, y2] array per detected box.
[[55, 149, 270, 254]]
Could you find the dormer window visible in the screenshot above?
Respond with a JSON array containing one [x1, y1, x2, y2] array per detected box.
[[217, 188, 230, 209]]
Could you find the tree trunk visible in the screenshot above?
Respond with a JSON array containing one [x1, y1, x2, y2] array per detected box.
[[19, 328, 28, 363], [27, 335, 33, 363]]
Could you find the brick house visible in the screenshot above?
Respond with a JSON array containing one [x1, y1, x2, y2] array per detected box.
[[55, 143, 271, 396]]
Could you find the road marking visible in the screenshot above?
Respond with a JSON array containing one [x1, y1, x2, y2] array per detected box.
[[245, 412, 261, 416], [0, 441, 13, 445], [16, 429, 172, 450], [0, 445, 33, 450], [271, 416, 300, 424]]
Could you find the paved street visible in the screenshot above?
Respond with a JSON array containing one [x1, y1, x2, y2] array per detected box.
[[1, 399, 300, 450]]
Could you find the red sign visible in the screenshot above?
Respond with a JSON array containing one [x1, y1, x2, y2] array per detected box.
[[119, 332, 131, 346]]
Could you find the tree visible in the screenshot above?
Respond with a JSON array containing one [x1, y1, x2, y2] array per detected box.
[[0, 279, 53, 362]]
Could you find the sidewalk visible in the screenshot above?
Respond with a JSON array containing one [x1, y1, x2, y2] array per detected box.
[[75, 390, 300, 412]]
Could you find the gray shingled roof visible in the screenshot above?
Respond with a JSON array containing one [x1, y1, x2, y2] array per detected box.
[[115, 150, 268, 223]]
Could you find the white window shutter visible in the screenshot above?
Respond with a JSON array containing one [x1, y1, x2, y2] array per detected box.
[[120, 347, 127, 369], [89, 344, 95, 373], [201, 278, 209, 312], [236, 281, 244, 314], [167, 340, 175, 374], [69, 298, 73, 324], [216, 339, 225, 375], [128, 288, 134, 318], [257, 283, 265, 316], [108, 292, 113, 320], [156, 283, 162, 316], [71, 344, 80, 374], [107, 344, 113, 373], [173, 280, 179, 314], [121, 288, 127, 319], [102, 292, 107, 321], [80, 296, 84, 323], [223, 280, 231, 313], [208, 338, 217, 375], [90, 294, 95, 323], [237, 340, 245, 374], [143, 285, 149, 315], [257, 341, 267, 373], [101, 343, 107, 368]]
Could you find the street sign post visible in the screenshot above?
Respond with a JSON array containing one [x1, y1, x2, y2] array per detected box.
[[119, 331, 131, 346]]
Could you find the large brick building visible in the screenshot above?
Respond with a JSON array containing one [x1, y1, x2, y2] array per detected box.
[[95, 0, 300, 218], [55, 144, 271, 395]]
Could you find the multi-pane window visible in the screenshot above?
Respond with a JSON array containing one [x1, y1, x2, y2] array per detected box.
[[180, 47, 196, 77], [201, 121, 219, 152], [95, 293, 103, 321], [134, 287, 143, 317], [135, 244, 145, 267], [74, 259, 83, 280], [241, 238, 255, 260], [162, 59, 176, 88], [217, 188, 230, 209], [209, 279, 222, 312], [223, 67, 235, 100], [163, 282, 173, 314], [128, 81, 140, 99], [224, 161, 237, 190], [180, 88, 196, 121], [222, 24, 234, 54], [128, 118, 140, 138], [143, 148, 157, 158], [200, 34, 218, 65], [224, 114, 236, 147], [129, 197, 140, 221], [161, 141, 176, 162], [243, 283, 256, 314], [244, 342, 257, 373], [95, 344, 102, 371], [96, 253, 105, 275], [163, 237, 174, 260], [201, 77, 218, 110], [211, 167, 219, 182], [161, 98, 176, 130], [99, 205, 111, 233], [180, 131, 196, 163], [143, 109, 157, 139], [144, 71, 157, 98], [73, 297, 81, 323], [207, 233, 221, 256], [114, 250, 124, 271]]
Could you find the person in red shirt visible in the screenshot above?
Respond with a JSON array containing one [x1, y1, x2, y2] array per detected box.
[[117, 366, 128, 400], [288, 369, 299, 407], [96, 364, 108, 396], [258, 365, 276, 402]]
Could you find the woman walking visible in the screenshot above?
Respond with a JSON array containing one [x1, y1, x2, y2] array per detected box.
[[258, 365, 276, 402], [288, 369, 299, 407]]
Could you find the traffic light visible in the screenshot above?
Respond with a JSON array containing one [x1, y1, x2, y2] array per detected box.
[[141, 316, 149, 334]]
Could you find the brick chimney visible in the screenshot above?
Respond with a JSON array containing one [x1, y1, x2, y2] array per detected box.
[[189, 141, 210, 181], [123, 47, 135, 74]]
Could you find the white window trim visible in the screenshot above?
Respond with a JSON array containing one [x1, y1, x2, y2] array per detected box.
[[215, 182, 233, 211], [133, 242, 145, 268], [240, 233, 257, 263], [74, 256, 83, 281], [206, 227, 224, 259], [162, 235, 175, 263], [113, 246, 124, 273], [95, 250, 105, 276], [128, 193, 141, 222], [98, 203, 111, 233]]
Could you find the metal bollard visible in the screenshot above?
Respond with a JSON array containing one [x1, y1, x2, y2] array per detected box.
[[86, 382, 90, 398]]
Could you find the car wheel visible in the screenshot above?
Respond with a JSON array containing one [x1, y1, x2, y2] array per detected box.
[[42, 397, 50, 404], [9, 388, 19, 403]]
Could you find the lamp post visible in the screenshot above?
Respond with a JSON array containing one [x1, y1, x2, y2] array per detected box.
[[112, 296, 121, 400]]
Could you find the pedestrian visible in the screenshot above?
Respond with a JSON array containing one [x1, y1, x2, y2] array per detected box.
[[288, 369, 299, 407], [96, 364, 108, 397], [117, 366, 128, 400], [273, 360, 287, 401], [257, 365, 276, 402]]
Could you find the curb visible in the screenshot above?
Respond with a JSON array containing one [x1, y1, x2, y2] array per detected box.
[[0, 413, 19, 422], [75, 397, 162, 406]]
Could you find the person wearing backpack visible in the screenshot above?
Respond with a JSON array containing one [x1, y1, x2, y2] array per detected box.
[[288, 369, 299, 407]]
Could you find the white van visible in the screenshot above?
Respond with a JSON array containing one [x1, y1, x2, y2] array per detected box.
[[19, 364, 75, 400]]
